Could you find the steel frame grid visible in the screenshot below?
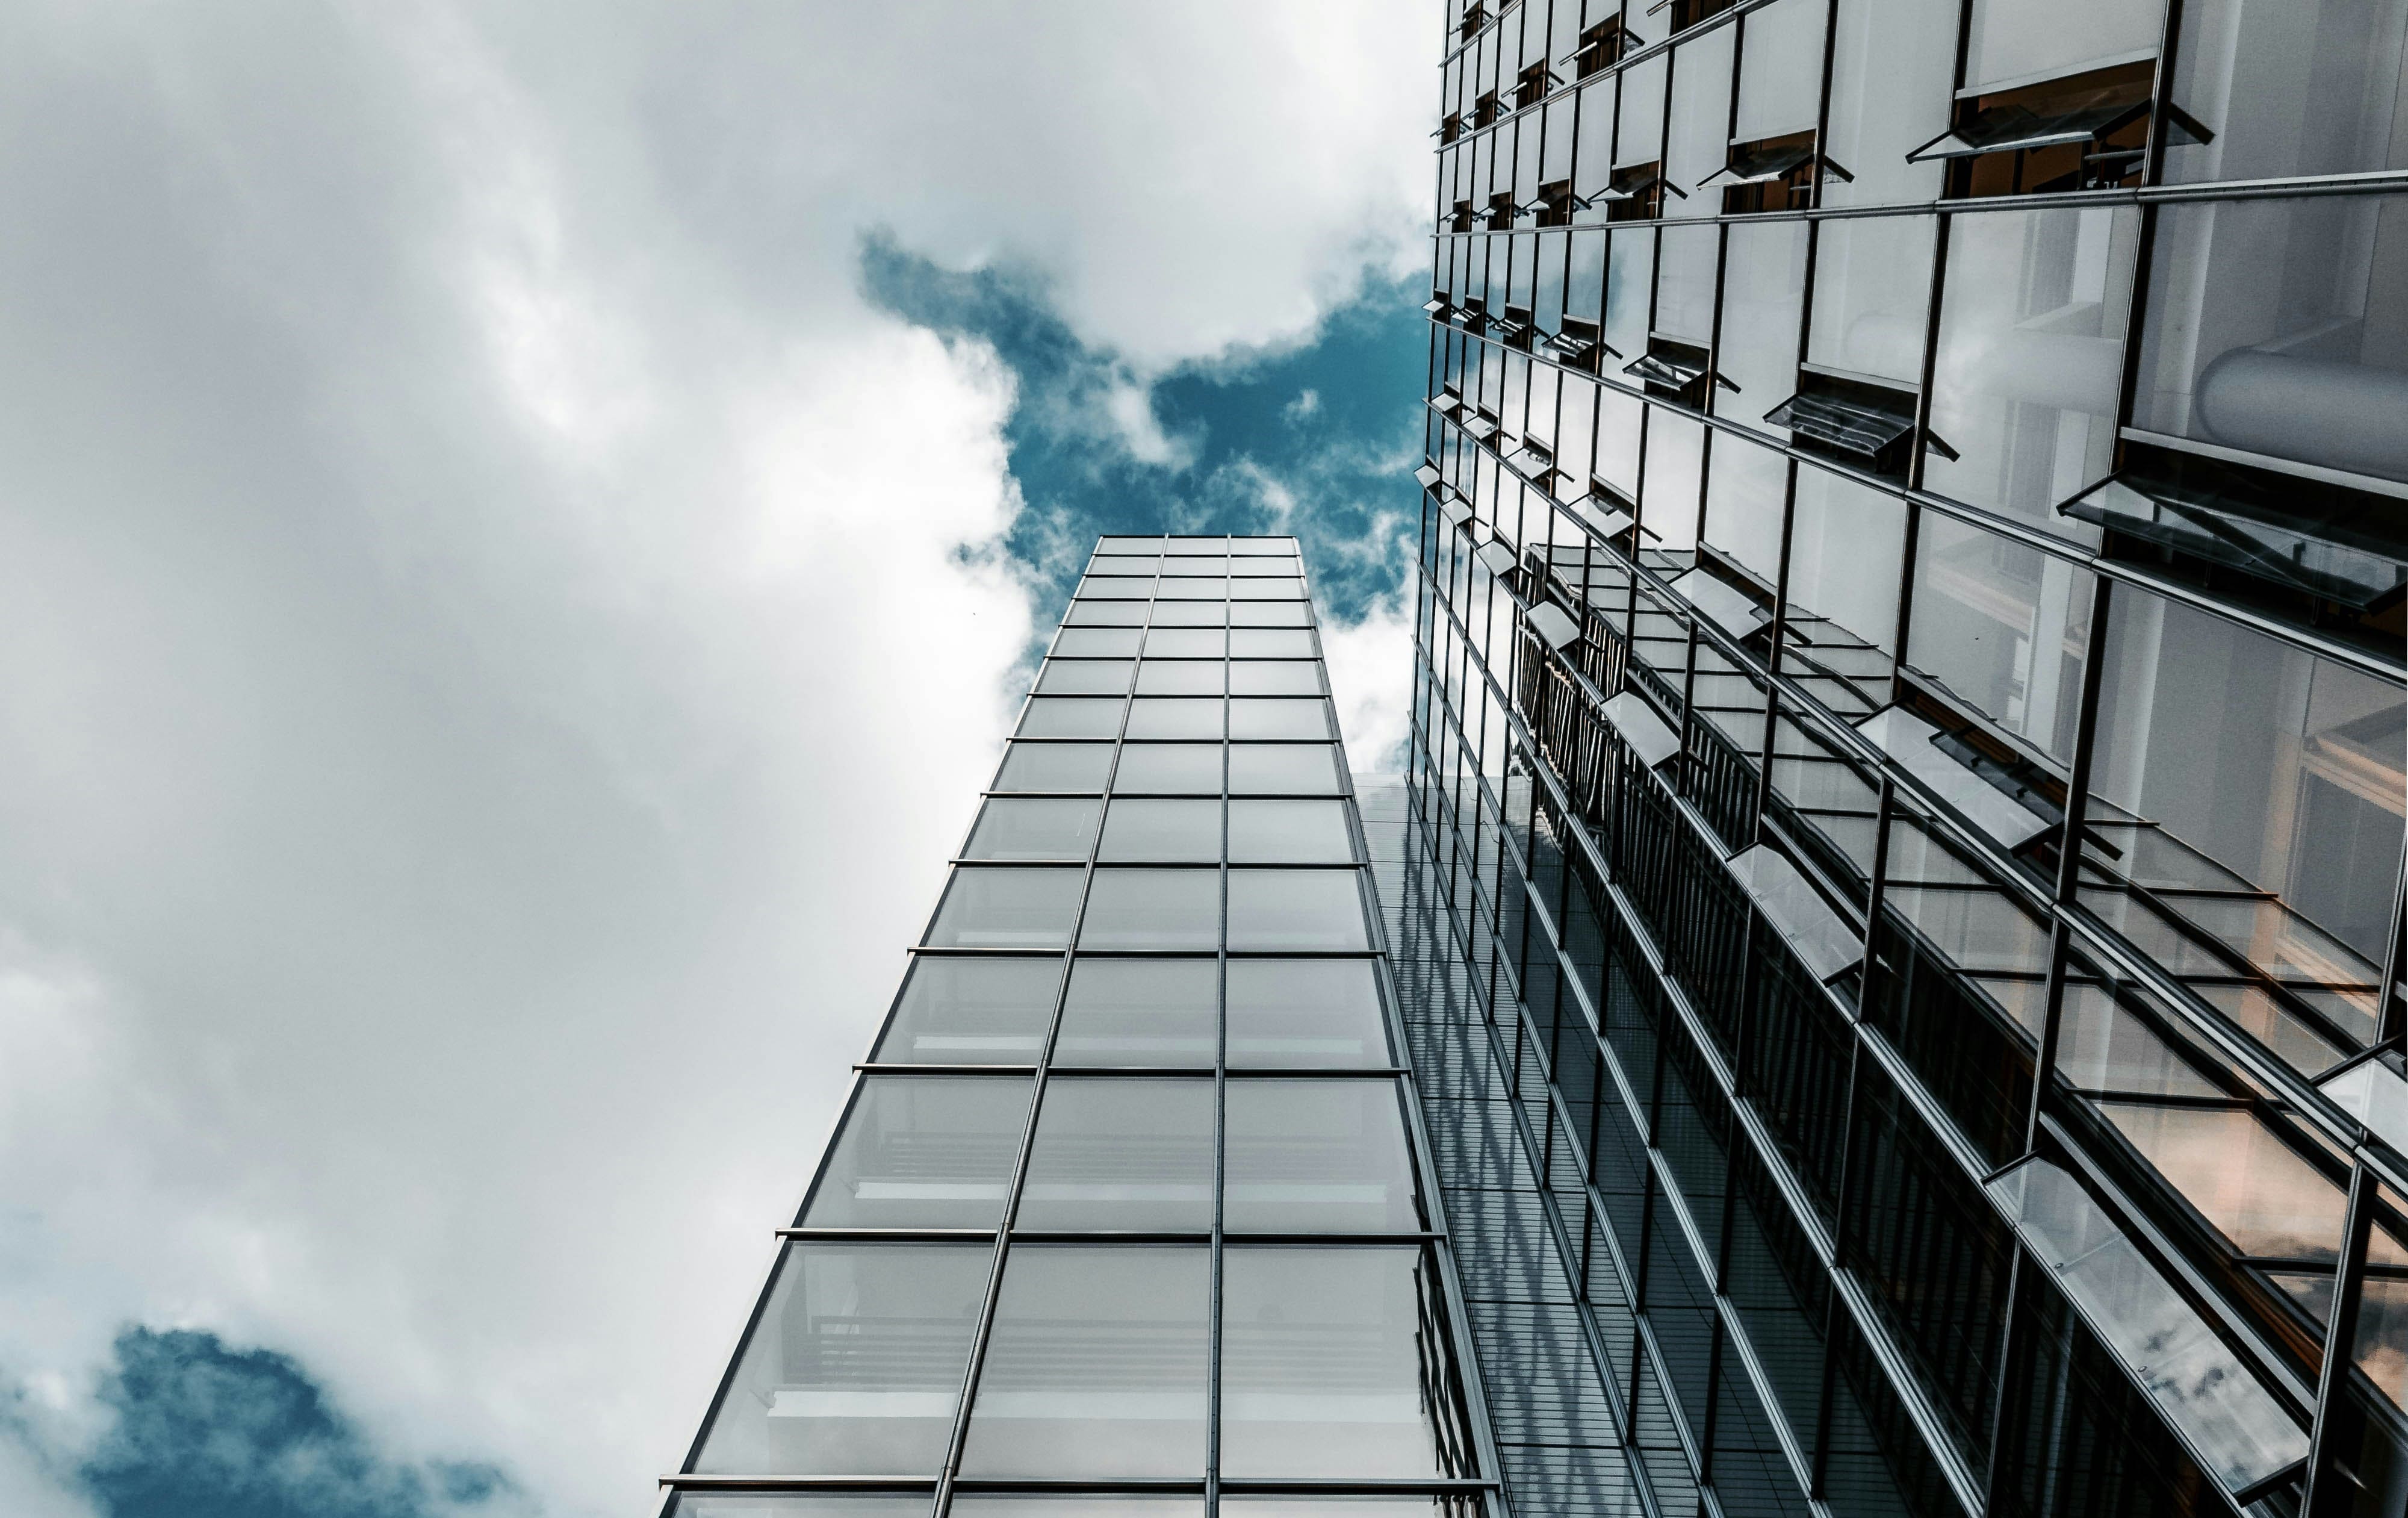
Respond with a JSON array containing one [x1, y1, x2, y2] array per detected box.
[[664, 538, 1510, 1518]]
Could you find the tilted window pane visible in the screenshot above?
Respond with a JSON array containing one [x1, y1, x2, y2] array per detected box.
[[1019, 697, 1125, 739], [1227, 799, 1356, 863], [1218, 1246, 1469, 1477], [959, 1245, 1210, 1477], [1017, 1077, 1215, 1230], [1055, 957, 1219, 1066], [1137, 661, 1227, 696], [1099, 798, 1223, 862], [691, 1243, 990, 1475], [1038, 660, 1135, 696], [1226, 959, 1392, 1068], [1227, 869, 1370, 951], [1229, 744, 1345, 795], [964, 797, 1102, 860], [801, 1075, 1033, 1228], [993, 742, 1114, 794], [2095, 1101, 2348, 1260], [1080, 868, 1221, 950], [1126, 697, 1226, 739], [1224, 1079, 1420, 1232], [1230, 661, 1325, 696], [1230, 698, 1335, 740], [874, 956, 1061, 1065], [1112, 744, 1224, 795], [925, 868, 1086, 949]]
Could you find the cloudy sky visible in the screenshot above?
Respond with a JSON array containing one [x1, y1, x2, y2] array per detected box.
[[0, 4, 1437, 1515]]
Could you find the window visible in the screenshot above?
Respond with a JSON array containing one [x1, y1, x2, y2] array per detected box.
[[1113, 744, 1224, 795], [1227, 870, 1370, 951], [1225, 959, 1392, 1068], [1137, 661, 1226, 696], [965, 797, 1102, 860], [1227, 800, 1356, 864], [1055, 958, 1218, 1066], [2163, 0, 2408, 184], [1099, 798, 1223, 862], [1230, 699, 1334, 741], [1018, 1078, 1214, 1230], [1230, 629, 1317, 658], [1037, 661, 1134, 696], [1126, 698, 1226, 740], [993, 742, 1114, 794], [801, 1075, 1032, 1228], [1230, 662, 1324, 697], [874, 956, 1061, 1066], [926, 868, 1086, 949], [1145, 627, 1225, 658], [1224, 1080, 1420, 1232], [692, 1243, 992, 1475], [1911, 63, 2175, 199], [1019, 697, 1124, 739], [1079, 869, 1221, 950], [1054, 627, 1142, 657], [1229, 744, 1345, 796]]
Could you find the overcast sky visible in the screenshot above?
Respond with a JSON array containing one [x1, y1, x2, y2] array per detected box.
[[0, 5, 1438, 1516]]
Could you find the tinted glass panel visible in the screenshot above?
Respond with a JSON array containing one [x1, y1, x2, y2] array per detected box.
[[1229, 745, 1344, 795], [1145, 627, 1226, 657], [874, 956, 1061, 1065], [1231, 603, 1313, 628], [1229, 629, 1317, 657], [1126, 698, 1225, 739], [1227, 870, 1369, 951], [1225, 959, 1391, 1068], [1137, 662, 1227, 696], [1230, 699, 1334, 740], [1113, 744, 1224, 795], [801, 1075, 1032, 1228], [1053, 627, 1143, 657], [1149, 602, 1227, 627], [960, 1246, 1210, 1477], [1037, 660, 1135, 696], [1224, 1080, 1419, 1233], [965, 797, 1102, 860], [694, 1243, 990, 1475], [1019, 697, 1125, 738], [1017, 1078, 1215, 1230], [1080, 869, 1221, 949], [1055, 958, 1220, 1066], [1230, 662, 1324, 696], [1100, 798, 1223, 862], [1228, 800, 1355, 863], [994, 742, 1114, 794], [926, 868, 1085, 948]]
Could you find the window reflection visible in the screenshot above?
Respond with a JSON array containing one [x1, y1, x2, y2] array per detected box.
[[1226, 959, 1391, 1068], [926, 869, 1085, 950], [1113, 744, 1224, 795], [2095, 1102, 2347, 1260], [1224, 1080, 1420, 1233], [1228, 869, 1370, 951], [1079, 869, 1221, 950], [874, 956, 1060, 1066], [802, 1075, 1031, 1228], [965, 797, 1102, 861], [1017, 1078, 1213, 1230], [1228, 799, 1355, 864], [994, 742, 1114, 794], [1055, 958, 1218, 1066]]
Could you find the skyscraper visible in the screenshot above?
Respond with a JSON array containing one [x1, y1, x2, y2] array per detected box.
[[1413, 1, 2405, 1517], [662, 538, 1501, 1517]]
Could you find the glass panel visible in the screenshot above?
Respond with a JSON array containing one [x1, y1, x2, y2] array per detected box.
[[994, 742, 1114, 794], [1055, 627, 1143, 656], [2165, 0, 2408, 184], [1112, 744, 1224, 795], [692, 1243, 991, 1475], [802, 1075, 1032, 1228], [1230, 698, 1335, 740], [1924, 205, 2139, 538], [668, 1498, 934, 1518], [1160, 579, 1229, 601], [1019, 697, 1125, 739], [1224, 1080, 1420, 1232], [1906, 516, 2097, 763], [1137, 662, 1227, 696], [1126, 698, 1226, 740], [1230, 662, 1324, 697], [1230, 603, 1313, 628], [1017, 1078, 1215, 1230], [1808, 216, 1935, 385], [1226, 959, 1392, 1068], [1231, 579, 1308, 602], [1218, 1246, 1461, 1477], [1229, 744, 1345, 795], [875, 956, 1061, 1066], [1079, 869, 1221, 950], [952, 1503, 1202, 1518], [1145, 627, 1225, 658], [1821, 0, 1953, 205], [1067, 602, 1149, 627], [1078, 577, 1156, 600], [1227, 799, 1356, 864], [1055, 958, 1219, 1066], [1717, 221, 1808, 432], [2095, 1102, 2348, 1260], [1230, 629, 1318, 657], [1963, 0, 2159, 93], [958, 1245, 1210, 1477], [1099, 798, 1223, 862], [926, 868, 1085, 949], [1227, 869, 1370, 951], [965, 797, 1102, 861], [1151, 602, 1227, 627]]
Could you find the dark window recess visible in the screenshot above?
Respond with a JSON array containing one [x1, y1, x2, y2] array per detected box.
[[1593, 161, 1681, 223], [1578, 479, 1642, 544], [1506, 437, 1575, 497], [1908, 62, 2214, 199], [1895, 671, 2079, 860], [1472, 88, 1502, 129], [1458, 2, 1487, 43], [1463, 406, 1503, 444], [1524, 178, 1590, 228], [1648, 0, 1737, 33], [1491, 302, 1536, 350], [1423, 290, 1453, 319], [1700, 131, 1852, 214], [1486, 189, 1518, 231], [1623, 336, 1732, 411], [1563, 18, 1630, 79], [1454, 294, 1489, 334], [1541, 315, 1618, 373], [1515, 59, 1561, 110], [1434, 110, 1464, 145], [1448, 196, 1478, 234], [2059, 441, 2408, 644], [1762, 367, 1925, 477]]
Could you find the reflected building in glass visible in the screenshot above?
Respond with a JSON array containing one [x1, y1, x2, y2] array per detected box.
[[1413, 0, 2407, 1516], [665, 538, 1500, 1518]]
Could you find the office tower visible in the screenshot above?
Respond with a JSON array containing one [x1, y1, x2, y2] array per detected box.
[[1414, 0, 2406, 1516], [663, 537, 1502, 1518]]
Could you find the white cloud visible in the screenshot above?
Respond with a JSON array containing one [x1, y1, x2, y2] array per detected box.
[[1283, 387, 1323, 422], [0, 2, 1437, 1516]]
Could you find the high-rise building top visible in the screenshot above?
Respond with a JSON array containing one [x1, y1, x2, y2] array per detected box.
[[1412, 1, 2405, 1516], [663, 538, 1501, 1517]]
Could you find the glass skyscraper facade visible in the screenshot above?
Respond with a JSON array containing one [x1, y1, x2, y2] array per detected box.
[[664, 539, 1501, 1518], [1413, 1, 2405, 1516]]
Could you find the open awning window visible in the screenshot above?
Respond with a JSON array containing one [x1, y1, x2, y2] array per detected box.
[[1562, 17, 1630, 78], [1908, 90, 2149, 162], [1540, 316, 1615, 371], [2059, 444, 2408, 616], [1763, 369, 1920, 476]]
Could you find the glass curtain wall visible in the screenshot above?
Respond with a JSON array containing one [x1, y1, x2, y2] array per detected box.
[[1422, 1, 2406, 1516], [666, 539, 1499, 1518]]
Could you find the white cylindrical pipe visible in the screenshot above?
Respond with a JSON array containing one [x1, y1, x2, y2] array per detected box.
[[2196, 350, 2408, 484]]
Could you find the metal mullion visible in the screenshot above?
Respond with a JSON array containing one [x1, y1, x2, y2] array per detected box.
[[930, 560, 1158, 1518], [1208, 645, 1230, 1517], [2304, 1166, 2382, 1516]]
